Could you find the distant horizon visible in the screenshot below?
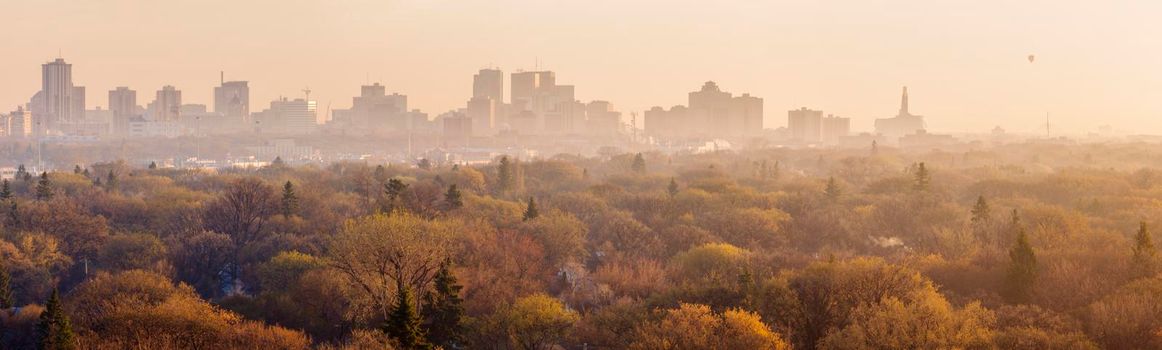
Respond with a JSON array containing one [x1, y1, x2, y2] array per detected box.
[[3, 1, 1160, 134]]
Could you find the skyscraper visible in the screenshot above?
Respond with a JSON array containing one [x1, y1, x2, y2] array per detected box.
[[473, 68, 504, 103], [214, 77, 250, 124], [511, 71, 555, 112], [787, 107, 823, 142], [108, 87, 137, 136], [39, 58, 79, 132], [152, 86, 182, 121]]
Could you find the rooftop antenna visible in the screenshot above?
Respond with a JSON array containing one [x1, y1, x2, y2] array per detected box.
[[303, 87, 312, 101]]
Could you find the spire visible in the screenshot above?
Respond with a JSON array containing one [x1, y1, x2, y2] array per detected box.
[[899, 86, 910, 116]]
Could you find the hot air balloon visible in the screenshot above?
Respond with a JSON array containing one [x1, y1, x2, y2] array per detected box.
[[1027, 54, 1035, 63]]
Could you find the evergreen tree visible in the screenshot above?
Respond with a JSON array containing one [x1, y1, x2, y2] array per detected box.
[[417, 158, 432, 170], [1004, 225, 1038, 304], [497, 156, 514, 194], [15, 164, 27, 180], [385, 283, 430, 350], [824, 177, 842, 200], [81, 168, 89, 178], [35, 172, 52, 201], [971, 195, 991, 225], [6, 202, 18, 228], [668, 178, 680, 197], [374, 164, 389, 183], [148, 161, 157, 169], [23, 172, 32, 182], [871, 140, 878, 155], [105, 170, 118, 192], [1132, 221, 1157, 278], [444, 184, 463, 210], [0, 259, 13, 308], [385, 178, 409, 206], [281, 181, 299, 218], [72, 165, 82, 174], [37, 289, 76, 350], [913, 162, 930, 191], [424, 260, 465, 348], [523, 197, 539, 221], [271, 156, 286, 167], [631, 153, 647, 173], [0, 179, 12, 201]]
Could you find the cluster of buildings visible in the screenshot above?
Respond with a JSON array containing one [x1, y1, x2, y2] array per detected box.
[[643, 81, 764, 139]]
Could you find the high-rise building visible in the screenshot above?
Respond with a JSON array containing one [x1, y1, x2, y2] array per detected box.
[[2, 107, 32, 138], [214, 77, 250, 124], [821, 114, 851, 145], [732, 93, 764, 135], [254, 98, 317, 135], [510, 71, 555, 112], [467, 96, 498, 136], [39, 58, 82, 133], [646, 81, 763, 138], [109, 87, 137, 136], [152, 86, 182, 121], [874, 86, 926, 140], [787, 107, 823, 142], [586, 101, 622, 136], [473, 68, 504, 103]]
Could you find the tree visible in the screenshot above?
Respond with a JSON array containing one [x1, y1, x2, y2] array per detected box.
[[443, 184, 463, 211], [668, 178, 680, 197], [631, 153, 646, 173], [1, 179, 12, 201], [0, 259, 13, 308], [971, 195, 991, 225], [913, 162, 930, 191], [280, 181, 299, 218], [385, 283, 431, 349], [417, 158, 432, 170], [824, 177, 842, 200], [15, 164, 28, 180], [271, 156, 286, 167], [105, 170, 118, 192], [72, 165, 82, 174], [480, 294, 579, 350], [1005, 225, 1038, 304], [498, 156, 515, 194], [385, 178, 409, 212], [148, 161, 157, 169], [523, 197, 539, 221], [1132, 221, 1157, 279], [424, 260, 465, 348], [629, 303, 790, 350], [818, 288, 994, 350], [35, 172, 52, 201], [37, 289, 76, 350]]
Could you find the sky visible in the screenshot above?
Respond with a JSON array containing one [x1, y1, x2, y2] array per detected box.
[[2, 0, 1160, 134]]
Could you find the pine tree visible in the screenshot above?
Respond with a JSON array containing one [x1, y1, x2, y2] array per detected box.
[[417, 158, 432, 170], [148, 161, 157, 169], [1132, 221, 1157, 278], [631, 153, 646, 173], [871, 140, 878, 155], [38, 289, 76, 350], [271, 156, 286, 167], [81, 168, 89, 178], [15, 164, 27, 180], [497, 156, 514, 194], [72, 165, 82, 174], [913, 162, 930, 191], [1004, 225, 1038, 304], [667, 178, 680, 197], [0, 179, 12, 201], [523, 197, 539, 221], [385, 178, 409, 212], [824, 177, 842, 200], [971, 195, 991, 225], [385, 283, 430, 350], [444, 184, 463, 210], [281, 181, 299, 218], [374, 164, 389, 183], [424, 260, 465, 348], [105, 170, 118, 192], [6, 202, 18, 227], [0, 260, 13, 308], [35, 172, 52, 201]]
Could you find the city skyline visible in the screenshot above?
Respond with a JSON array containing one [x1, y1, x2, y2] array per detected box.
[[2, 1, 1160, 134]]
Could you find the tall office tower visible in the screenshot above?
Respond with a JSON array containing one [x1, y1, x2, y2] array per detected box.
[[732, 93, 764, 135], [510, 71, 555, 111], [108, 87, 136, 136], [153, 86, 182, 121], [787, 107, 823, 143], [467, 96, 497, 136], [473, 68, 504, 102], [214, 77, 250, 124], [821, 114, 851, 145], [40, 58, 78, 132]]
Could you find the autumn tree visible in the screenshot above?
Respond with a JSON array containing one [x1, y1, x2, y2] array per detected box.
[[385, 178, 409, 212], [629, 303, 790, 350], [35, 172, 52, 201], [475, 294, 579, 350], [423, 260, 465, 348], [818, 288, 995, 349], [37, 289, 76, 350], [1132, 221, 1157, 279], [0, 260, 13, 308], [104, 170, 118, 192], [824, 177, 842, 200], [202, 178, 278, 288], [281, 181, 299, 218]]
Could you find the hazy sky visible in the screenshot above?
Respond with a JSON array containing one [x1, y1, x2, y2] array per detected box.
[[3, 0, 1160, 134]]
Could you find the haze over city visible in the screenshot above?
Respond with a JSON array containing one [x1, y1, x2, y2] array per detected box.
[[3, 0, 1160, 134]]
